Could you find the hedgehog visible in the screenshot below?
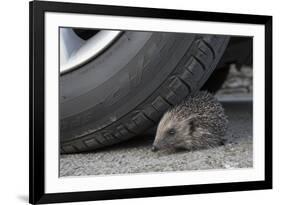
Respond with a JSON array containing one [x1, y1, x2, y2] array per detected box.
[[152, 91, 228, 152]]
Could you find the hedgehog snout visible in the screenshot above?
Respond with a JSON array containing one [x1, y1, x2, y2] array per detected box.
[[151, 145, 158, 152]]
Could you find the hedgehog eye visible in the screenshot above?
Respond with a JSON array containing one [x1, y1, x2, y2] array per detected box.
[[167, 128, 176, 135]]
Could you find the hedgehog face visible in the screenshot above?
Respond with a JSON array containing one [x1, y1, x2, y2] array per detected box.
[[152, 111, 196, 151]]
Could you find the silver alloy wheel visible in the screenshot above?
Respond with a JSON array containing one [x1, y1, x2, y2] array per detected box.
[[60, 28, 122, 74]]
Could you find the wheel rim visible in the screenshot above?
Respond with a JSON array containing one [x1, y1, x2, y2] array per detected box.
[[60, 28, 122, 74]]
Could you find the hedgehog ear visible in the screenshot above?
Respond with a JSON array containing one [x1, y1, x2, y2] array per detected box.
[[188, 119, 198, 133]]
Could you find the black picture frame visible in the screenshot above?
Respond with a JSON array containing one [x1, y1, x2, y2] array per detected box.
[[29, 0, 272, 204]]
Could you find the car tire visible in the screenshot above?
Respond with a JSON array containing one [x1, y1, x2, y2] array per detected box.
[[60, 31, 230, 154]]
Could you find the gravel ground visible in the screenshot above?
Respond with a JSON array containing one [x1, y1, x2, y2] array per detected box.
[[60, 100, 253, 177]]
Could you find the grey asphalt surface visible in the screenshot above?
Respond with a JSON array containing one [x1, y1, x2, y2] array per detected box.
[[60, 96, 253, 177]]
